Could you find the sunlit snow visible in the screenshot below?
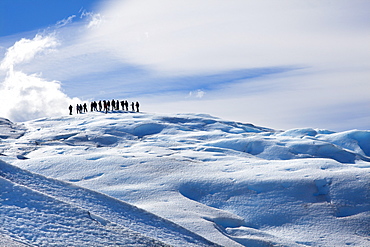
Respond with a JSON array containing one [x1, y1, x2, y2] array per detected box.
[[0, 112, 369, 246]]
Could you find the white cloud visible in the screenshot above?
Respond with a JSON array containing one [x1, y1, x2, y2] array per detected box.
[[89, 0, 370, 75], [0, 34, 80, 122], [195, 90, 205, 99], [56, 15, 76, 28], [80, 10, 103, 29], [0, 34, 58, 71], [187, 90, 205, 99]]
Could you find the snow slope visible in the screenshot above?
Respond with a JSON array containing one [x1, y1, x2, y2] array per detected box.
[[0, 160, 217, 246], [1, 112, 369, 246], [0, 165, 167, 246]]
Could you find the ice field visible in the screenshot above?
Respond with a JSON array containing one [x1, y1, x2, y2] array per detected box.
[[0, 112, 369, 246]]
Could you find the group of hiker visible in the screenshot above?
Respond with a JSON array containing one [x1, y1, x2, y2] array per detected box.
[[69, 100, 140, 115]]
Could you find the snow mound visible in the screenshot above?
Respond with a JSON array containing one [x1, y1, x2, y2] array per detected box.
[[10, 112, 369, 163], [321, 130, 370, 157], [1, 112, 369, 246], [205, 129, 370, 163], [0, 160, 218, 246], [0, 117, 25, 139]]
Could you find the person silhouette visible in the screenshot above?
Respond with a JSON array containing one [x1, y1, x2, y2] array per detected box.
[[135, 101, 140, 112], [103, 100, 107, 113], [76, 104, 80, 114], [112, 100, 116, 111], [120, 100, 125, 111], [131, 102, 135, 111], [69, 105, 73, 115]]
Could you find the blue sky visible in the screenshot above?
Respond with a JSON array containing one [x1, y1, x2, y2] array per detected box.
[[0, 0, 369, 131], [0, 0, 100, 37]]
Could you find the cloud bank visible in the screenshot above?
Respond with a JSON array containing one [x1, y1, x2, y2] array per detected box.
[[0, 0, 369, 131], [82, 0, 369, 130], [91, 0, 370, 74], [0, 34, 80, 122]]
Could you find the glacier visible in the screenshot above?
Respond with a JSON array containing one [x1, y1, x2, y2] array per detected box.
[[0, 112, 369, 246]]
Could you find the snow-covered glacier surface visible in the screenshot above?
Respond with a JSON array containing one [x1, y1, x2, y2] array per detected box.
[[1, 112, 369, 246]]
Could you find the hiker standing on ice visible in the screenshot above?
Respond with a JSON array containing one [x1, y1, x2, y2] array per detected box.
[[125, 100, 129, 111], [120, 100, 125, 111], [112, 100, 116, 111], [83, 103, 88, 112], [69, 105, 73, 115], [103, 100, 107, 113], [131, 102, 135, 111], [98, 100, 102, 111], [136, 101, 140, 112]]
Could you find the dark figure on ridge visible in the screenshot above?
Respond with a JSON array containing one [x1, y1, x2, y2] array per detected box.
[[125, 100, 129, 111], [107, 100, 111, 111], [83, 103, 88, 113], [69, 105, 73, 115], [136, 101, 140, 112], [112, 100, 116, 111], [77, 104, 82, 114], [131, 102, 135, 111], [120, 100, 125, 111], [103, 100, 107, 113], [98, 100, 102, 111]]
